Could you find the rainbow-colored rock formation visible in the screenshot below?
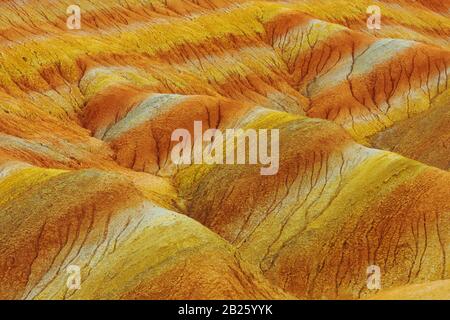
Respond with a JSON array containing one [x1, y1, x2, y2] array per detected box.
[[0, 0, 449, 300]]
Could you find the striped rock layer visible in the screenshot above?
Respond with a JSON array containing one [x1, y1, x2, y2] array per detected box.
[[0, 0, 449, 300]]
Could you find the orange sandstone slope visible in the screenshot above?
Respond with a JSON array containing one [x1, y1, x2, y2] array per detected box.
[[267, 0, 450, 49], [0, 0, 449, 300]]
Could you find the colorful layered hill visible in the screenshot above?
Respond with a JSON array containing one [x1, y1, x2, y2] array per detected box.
[[0, 0, 449, 300]]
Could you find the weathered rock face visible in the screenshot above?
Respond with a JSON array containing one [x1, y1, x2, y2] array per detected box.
[[0, 0, 449, 300]]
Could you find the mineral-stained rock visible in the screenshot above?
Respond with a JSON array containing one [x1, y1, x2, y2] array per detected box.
[[0, 0, 449, 300]]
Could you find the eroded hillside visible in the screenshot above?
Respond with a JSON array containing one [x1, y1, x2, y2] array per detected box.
[[0, 0, 449, 300]]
